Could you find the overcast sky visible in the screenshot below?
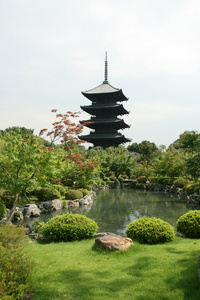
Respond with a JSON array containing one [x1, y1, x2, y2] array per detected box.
[[1, 0, 200, 148]]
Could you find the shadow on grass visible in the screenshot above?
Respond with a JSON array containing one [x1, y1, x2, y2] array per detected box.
[[165, 249, 200, 300], [31, 240, 200, 300]]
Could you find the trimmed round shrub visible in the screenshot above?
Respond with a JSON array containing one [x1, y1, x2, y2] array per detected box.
[[32, 221, 45, 233], [185, 184, 200, 195], [126, 217, 175, 244], [109, 176, 116, 181], [40, 213, 98, 242], [120, 174, 128, 180], [163, 178, 174, 185], [65, 190, 83, 200], [118, 176, 124, 183], [137, 176, 147, 183], [174, 179, 187, 188], [80, 189, 90, 196], [0, 199, 6, 220], [176, 210, 200, 238], [31, 188, 61, 201], [157, 177, 166, 184], [54, 185, 66, 196], [149, 177, 158, 183]]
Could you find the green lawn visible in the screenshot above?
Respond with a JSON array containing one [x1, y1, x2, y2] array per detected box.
[[26, 237, 200, 300]]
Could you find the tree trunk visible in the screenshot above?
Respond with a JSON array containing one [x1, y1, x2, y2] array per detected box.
[[7, 193, 19, 223]]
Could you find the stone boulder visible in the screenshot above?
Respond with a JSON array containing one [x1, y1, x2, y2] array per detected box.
[[95, 233, 134, 251], [90, 191, 97, 199], [51, 199, 63, 210], [23, 204, 41, 218], [68, 199, 79, 207], [79, 195, 93, 206], [40, 201, 53, 210], [40, 199, 63, 211]]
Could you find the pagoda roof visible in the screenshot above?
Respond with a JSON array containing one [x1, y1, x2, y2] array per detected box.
[[80, 117, 130, 129], [81, 103, 129, 115], [82, 83, 128, 102], [79, 133, 131, 144], [83, 82, 119, 94]]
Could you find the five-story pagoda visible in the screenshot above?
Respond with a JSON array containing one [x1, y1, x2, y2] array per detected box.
[[79, 53, 131, 148]]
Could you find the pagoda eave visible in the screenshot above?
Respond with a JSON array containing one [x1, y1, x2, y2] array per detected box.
[[81, 104, 129, 116], [80, 118, 130, 130], [79, 133, 130, 142]]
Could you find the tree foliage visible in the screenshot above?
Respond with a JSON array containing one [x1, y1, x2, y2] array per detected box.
[[154, 150, 186, 178], [128, 140, 158, 162], [0, 133, 56, 221], [87, 146, 136, 179]]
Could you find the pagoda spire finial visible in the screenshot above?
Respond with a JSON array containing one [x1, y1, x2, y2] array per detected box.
[[103, 51, 108, 84]]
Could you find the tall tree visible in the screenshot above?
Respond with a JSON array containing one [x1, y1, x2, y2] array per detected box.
[[128, 140, 158, 162], [0, 133, 55, 222]]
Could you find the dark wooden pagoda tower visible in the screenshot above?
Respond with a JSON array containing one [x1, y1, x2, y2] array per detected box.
[[79, 53, 130, 148]]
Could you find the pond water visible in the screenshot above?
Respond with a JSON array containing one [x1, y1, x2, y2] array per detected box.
[[26, 189, 200, 236]]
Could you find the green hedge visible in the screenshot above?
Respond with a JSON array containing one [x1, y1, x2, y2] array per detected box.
[[174, 179, 187, 188], [40, 213, 98, 242], [137, 177, 147, 183], [0, 224, 34, 299], [126, 217, 175, 244], [185, 184, 200, 195], [177, 210, 200, 238], [31, 188, 61, 202], [163, 178, 174, 185], [80, 189, 90, 196], [65, 190, 83, 200]]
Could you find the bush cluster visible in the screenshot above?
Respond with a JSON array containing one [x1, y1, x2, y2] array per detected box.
[[185, 184, 200, 195], [0, 224, 34, 299], [80, 189, 89, 196], [176, 210, 200, 238], [163, 178, 174, 185], [40, 213, 98, 242], [149, 177, 158, 183], [31, 188, 61, 201], [65, 189, 83, 200], [126, 217, 175, 244], [120, 174, 128, 179], [174, 179, 187, 188], [137, 177, 147, 183], [109, 176, 116, 181], [157, 177, 166, 184], [54, 185, 66, 196]]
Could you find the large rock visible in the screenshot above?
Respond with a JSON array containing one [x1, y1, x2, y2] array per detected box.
[[79, 195, 93, 206], [95, 233, 134, 251], [68, 199, 79, 207], [51, 199, 63, 210], [23, 204, 41, 218], [40, 199, 63, 211], [40, 201, 53, 210]]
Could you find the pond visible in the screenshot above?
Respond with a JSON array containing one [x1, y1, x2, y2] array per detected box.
[[26, 189, 200, 236]]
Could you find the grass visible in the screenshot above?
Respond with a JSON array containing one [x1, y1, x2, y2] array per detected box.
[[25, 237, 200, 300]]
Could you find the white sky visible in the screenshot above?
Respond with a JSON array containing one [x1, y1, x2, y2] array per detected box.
[[1, 0, 200, 147]]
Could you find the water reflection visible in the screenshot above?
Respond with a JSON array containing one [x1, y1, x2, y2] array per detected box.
[[26, 189, 200, 236]]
